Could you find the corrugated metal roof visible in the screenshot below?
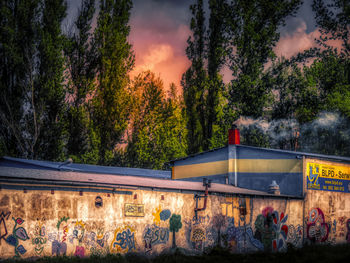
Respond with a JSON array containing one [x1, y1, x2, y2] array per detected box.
[[1, 156, 171, 179], [0, 166, 297, 197]]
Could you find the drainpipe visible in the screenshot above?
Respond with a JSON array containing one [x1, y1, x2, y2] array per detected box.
[[194, 179, 211, 220]]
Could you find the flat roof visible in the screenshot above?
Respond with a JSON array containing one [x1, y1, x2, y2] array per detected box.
[[0, 166, 300, 198], [1, 156, 171, 179], [169, 144, 350, 164]]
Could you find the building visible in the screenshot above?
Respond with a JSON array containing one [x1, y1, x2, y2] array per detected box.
[[0, 129, 349, 258]]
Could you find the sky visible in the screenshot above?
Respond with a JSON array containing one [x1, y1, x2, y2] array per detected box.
[[67, 0, 320, 89]]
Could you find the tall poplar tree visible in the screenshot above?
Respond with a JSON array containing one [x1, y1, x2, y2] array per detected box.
[[182, 0, 208, 154], [93, 0, 135, 164], [35, 0, 67, 161], [0, 0, 40, 158], [226, 0, 302, 118], [65, 0, 99, 164], [207, 0, 229, 148]]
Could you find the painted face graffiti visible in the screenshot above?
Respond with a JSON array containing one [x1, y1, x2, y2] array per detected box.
[[306, 208, 329, 243], [32, 220, 47, 255], [254, 207, 288, 252]]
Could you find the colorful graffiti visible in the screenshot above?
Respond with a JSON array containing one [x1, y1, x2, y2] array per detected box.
[[143, 224, 169, 252], [5, 217, 29, 258], [160, 209, 171, 221], [0, 211, 11, 244], [32, 220, 47, 255], [225, 217, 263, 252], [72, 221, 86, 257], [83, 229, 110, 256], [169, 214, 182, 248], [306, 208, 329, 243], [190, 228, 206, 250], [152, 206, 162, 225], [48, 216, 69, 256], [110, 225, 136, 253], [254, 207, 288, 252], [286, 225, 303, 248]]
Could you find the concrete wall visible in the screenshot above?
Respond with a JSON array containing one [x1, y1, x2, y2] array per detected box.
[[0, 187, 304, 259], [304, 158, 350, 245]]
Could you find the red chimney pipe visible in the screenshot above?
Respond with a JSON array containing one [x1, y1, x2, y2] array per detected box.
[[229, 128, 240, 145]]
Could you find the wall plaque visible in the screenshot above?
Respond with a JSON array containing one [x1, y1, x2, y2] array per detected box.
[[124, 203, 145, 217]]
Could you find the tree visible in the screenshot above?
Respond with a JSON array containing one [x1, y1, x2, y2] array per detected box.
[[169, 214, 182, 248], [182, 0, 207, 154], [64, 0, 99, 164], [226, 0, 302, 118], [93, 0, 135, 164], [206, 0, 229, 149], [34, 0, 68, 161], [125, 72, 187, 169], [0, 0, 40, 158], [0, 0, 67, 161]]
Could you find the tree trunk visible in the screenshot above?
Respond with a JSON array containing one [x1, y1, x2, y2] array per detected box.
[[172, 230, 176, 248]]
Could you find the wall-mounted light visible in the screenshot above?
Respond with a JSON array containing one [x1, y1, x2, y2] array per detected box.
[[95, 196, 103, 208], [133, 194, 137, 199], [161, 195, 164, 201]]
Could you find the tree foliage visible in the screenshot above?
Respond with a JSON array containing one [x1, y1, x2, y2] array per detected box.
[[125, 71, 187, 169], [226, 0, 302, 118], [64, 0, 99, 164], [92, 0, 135, 164]]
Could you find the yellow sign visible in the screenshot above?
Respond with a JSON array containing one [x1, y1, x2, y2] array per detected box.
[[306, 162, 350, 193], [124, 204, 145, 217]]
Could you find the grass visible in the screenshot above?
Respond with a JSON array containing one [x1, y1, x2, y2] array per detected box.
[[2, 244, 350, 263]]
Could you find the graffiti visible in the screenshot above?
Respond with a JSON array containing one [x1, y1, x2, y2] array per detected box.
[[287, 225, 303, 248], [212, 214, 225, 246], [143, 224, 169, 252], [306, 208, 329, 243], [74, 246, 85, 257], [5, 217, 29, 258], [225, 217, 263, 252], [73, 221, 86, 257], [254, 207, 288, 252], [338, 216, 346, 238], [192, 215, 210, 226], [49, 216, 69, 256], [152, 206, 162, 225], [32, 220, 47, 255], [160, 209, 171, 221], [190, 228, 206, 250], [110, 225, 136, 253], [346, 219, 350, 243], [0, 211, 11, 244], [169, 214, 182, 248], [84, 229, 111, 256]]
